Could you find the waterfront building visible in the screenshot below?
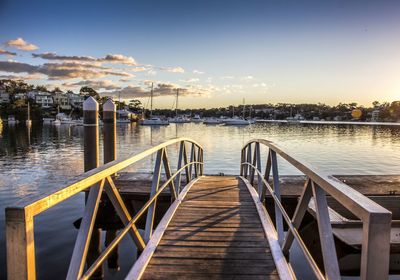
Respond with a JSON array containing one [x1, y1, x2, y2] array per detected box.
[[34, 92, 54, 108], [371, 109, 380, 122], [53, 91, 71, 110], [68, 93, 84, 109], [0, 91, 10, 104]]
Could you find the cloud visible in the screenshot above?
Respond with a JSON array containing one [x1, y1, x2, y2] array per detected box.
[[0, 49, 16, 57], [0, 60, 132, 80], [102, 54, 136, 65], [104, 82, 211, 99], [63, 79, 121, 90], [32, 52, 96, 62], [221, 76, 234, 80], [0, 74, 45, 80], [5, 38, 38, 51], [167, 67, 185, 73], [131, 66, 148, 72], [193, 70, 204, 74], [184, 78, 199, 83], [241, 75, 254, 80], [252, 83, 268, 88], [32, 52, 137, 65]]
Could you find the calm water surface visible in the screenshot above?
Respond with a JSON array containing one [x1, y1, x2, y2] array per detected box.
[[1, 122, 400, 279]]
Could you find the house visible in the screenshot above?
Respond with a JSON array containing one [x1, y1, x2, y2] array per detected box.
[[53, 91, 71, 110], [68, 93, 84, 109], [35, 92, 54, 108], [371, 110, 380, 122], [0, 91, 10, 104]]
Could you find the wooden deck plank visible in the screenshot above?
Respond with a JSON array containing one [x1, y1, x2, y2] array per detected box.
[[140, 176, 283, 279]]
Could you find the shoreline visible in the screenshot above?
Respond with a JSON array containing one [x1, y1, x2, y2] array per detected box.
[[256, 119, 400, 126]]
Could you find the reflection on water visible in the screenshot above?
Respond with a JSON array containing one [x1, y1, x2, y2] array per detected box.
[[1, 122, 400, 279]]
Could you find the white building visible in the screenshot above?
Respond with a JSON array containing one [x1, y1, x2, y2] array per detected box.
[[68, 93, 84, 109], [0, 91, 9, 104], [35, 92, 53, 108], [371, 110, 380, 122], [53, 92, 71, 110]]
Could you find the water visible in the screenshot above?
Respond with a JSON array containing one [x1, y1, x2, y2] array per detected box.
[[1, 122, 400, 279]]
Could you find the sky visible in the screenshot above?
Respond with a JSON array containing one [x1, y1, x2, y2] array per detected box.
[[0, 0, 399, 109]]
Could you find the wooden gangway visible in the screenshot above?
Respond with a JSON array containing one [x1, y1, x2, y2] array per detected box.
[[130, 176, 288, 279], [5, 138, 393, 280]]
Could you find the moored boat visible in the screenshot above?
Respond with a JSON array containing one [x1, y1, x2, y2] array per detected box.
[[7, 115, 19, 125]]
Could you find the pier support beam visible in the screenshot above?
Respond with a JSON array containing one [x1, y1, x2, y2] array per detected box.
[[83, 97, 103, 279], [102, 99, 119, 270]]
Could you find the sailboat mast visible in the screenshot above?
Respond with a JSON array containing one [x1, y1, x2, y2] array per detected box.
[[27, 101, 30, 121], [242, 98, 245, 118], [150, 82, 153, 117], [176, 88, 179, 117]]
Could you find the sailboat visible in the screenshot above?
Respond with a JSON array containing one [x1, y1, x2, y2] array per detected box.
[[224, 99, 250, 125], [169, 89, 190, 123], [26, 102, 32, 126], [140, 83, 169, 125]]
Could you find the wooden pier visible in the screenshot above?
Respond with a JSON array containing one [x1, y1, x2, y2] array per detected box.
[[131, 176, 289, 279], [4, 98, 396, 280]]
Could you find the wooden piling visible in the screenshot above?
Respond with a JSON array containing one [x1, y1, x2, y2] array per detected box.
[[103, 99, 116, 164]]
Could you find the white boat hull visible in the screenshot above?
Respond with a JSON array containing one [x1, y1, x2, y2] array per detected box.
[[141, 119, 169, 125]]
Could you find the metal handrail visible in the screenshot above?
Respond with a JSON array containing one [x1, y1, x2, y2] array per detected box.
[[5, 137, 204, 280], [82, 160, 203, 279], [240, 139, 391, 280]]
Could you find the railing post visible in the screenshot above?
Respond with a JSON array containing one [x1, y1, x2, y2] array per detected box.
[[249, 143, 258, 185], [102, 99, 119, 270], [245, 144, 252, 178], [200, 148, 204, 175], [270, 150, 284, 245], [83, 96, 103, 279], [145, 149, 164, 241], [311, 182, 340, 279], [6, 208, 35, 280], [189, 143, 195, 179], [240, 148, 245, 176], [175, 141, 184, 193], [361, 212, 391, 280]]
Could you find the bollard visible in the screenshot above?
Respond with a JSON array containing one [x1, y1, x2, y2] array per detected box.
[[102, 99, 119, 270], [84, 96, 99, 172], [103, 99, 116, 163], [83, 96, 103, 279]]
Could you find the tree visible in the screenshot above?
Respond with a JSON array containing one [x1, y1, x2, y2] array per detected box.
[[36, 85, 48, 92], [128, 99, 142, 111], [372, 101, 380, 108], [79, 86, 100, 100]]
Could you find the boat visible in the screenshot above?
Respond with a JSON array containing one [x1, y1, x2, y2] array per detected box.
[[52, 119, 61, 126], [116, 119, 131, 123], [8, 115, 19, 125], [55, 112, 76, 125], [43, 117, 55, 124], [75, 119, 84, 126], [141, 117, 169, 125], [141, 83, 169, 126], [286, 108, 304, 123], [224, 99, 250, 125], [169, 116, 190, 123], [203, 118, 222, 125], [26, 102, 32, 126], [224, 116, 251, 125], [191, 114, 203, 123], [169, 89, 190, 123]]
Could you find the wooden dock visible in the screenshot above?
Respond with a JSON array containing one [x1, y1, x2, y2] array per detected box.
[[5, 136, 394, 280], [138, 176, 283, 279]]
